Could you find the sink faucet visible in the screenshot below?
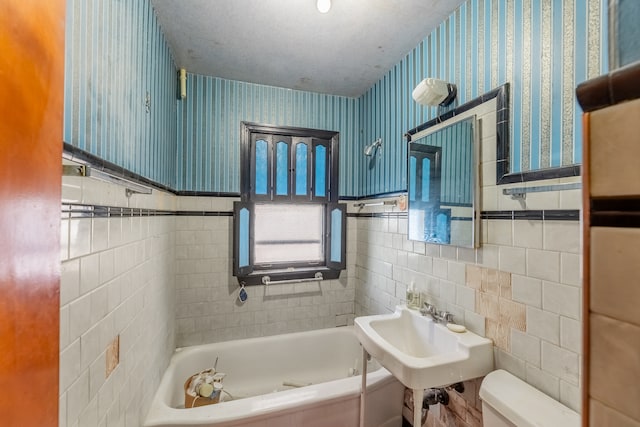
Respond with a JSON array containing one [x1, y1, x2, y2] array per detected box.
[[420, 302, 454, 324]]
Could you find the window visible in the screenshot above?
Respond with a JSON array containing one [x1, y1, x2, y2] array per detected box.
[[254, 204, 324, 264], [233, 122, 346, 285]]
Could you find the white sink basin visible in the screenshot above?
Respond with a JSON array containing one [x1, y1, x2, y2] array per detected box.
[[354, 306, 493, 390]]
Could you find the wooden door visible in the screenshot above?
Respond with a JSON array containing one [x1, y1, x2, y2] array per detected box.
[[0, 0, 65, 425]]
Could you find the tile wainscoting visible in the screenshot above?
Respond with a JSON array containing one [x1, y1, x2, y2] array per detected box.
[[61, 162, 582, 427], [60, 178, 177, 427]]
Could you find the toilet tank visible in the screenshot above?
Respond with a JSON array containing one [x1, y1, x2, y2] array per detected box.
[[479, 370, 580, 427]]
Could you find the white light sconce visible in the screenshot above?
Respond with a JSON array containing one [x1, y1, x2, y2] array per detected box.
[[317, 0, 331, 13], [179, 68, 187, 99], [364, 138, 382, 156], [412, 78, 457, 106]]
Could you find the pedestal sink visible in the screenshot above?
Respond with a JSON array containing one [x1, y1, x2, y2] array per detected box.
[[354, 306, 493, 427]]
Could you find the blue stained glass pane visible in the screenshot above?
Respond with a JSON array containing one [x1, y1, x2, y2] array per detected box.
[[331, 208, 342, 263], [295, 143, 308, 195], [409, 156, 417, 202], [421, 158, 431, 202], [239, 208, 250, 267], [255, 140, 268, 195], [315, 145, 327, 197], [436, 213, 450, 244], [276, 141, 288, 196]]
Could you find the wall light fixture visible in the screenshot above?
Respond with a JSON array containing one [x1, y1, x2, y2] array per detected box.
[[412, 78, 457, 106], [179, 68, 187, 99]]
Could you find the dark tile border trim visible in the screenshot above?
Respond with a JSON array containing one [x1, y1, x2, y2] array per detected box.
[[513, 210, 543, 220], [62, 204, 579, 222], [481, 211, 517, 220], [175, 211, 234, 217], [61, 203, 233, 218], [481, 210, 580, 221], [348, 209, 579, 221], [347, 212, 407, 218], [543, 210, 581, 221]]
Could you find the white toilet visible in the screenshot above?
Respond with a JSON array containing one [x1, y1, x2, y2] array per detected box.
[[479, 370, 580, 427]]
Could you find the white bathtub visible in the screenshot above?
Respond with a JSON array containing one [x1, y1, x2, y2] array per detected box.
[[144, 326, 404, 427]]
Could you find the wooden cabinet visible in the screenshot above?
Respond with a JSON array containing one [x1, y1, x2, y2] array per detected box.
[[582, 87, 640, 426]]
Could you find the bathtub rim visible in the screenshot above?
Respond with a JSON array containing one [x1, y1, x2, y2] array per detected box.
[[143, 326, 398, 427]]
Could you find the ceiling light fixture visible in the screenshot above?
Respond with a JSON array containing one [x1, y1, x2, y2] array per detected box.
[[317, 0, 331, 13]]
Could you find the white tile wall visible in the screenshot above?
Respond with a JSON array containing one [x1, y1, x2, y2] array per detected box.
[[513, 220, 543, 249], [499, 245, 527, 274], [542, 281, 581, 319], [511, 274, 543, 307], [511, 329, 541, 367], [525, 364, 560, 399], [560, 380, 581, 413], [353, 99, 583, 413], [527, 248, 561, 282], [560, 316, 582, 354], [541, 341, 580, 385], [60, 178, 176, 427]]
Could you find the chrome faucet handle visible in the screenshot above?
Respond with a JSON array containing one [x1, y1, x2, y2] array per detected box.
[[439, 311, 454, 323], [420, 302, 435, 316]]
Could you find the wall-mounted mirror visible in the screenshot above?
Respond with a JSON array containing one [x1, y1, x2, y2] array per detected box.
[[407, 115, 479, 247]]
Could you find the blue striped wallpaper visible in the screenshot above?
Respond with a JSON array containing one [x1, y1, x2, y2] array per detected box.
[[357, 0, 608, 197], [176, 74, 361, 196], [63, 0, 177, 188], [63, 0, 608, 198]]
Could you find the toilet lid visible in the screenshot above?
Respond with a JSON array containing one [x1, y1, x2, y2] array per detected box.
[[479, 370, 579, 427]]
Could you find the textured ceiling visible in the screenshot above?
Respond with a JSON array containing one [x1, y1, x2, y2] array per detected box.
[[151, 0, 465, 97]]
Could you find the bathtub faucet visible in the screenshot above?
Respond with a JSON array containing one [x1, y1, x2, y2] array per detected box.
[[420, 302, 454, 324]]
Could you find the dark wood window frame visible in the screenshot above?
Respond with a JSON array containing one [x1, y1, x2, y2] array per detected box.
[[233, 122, 346, 286]]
